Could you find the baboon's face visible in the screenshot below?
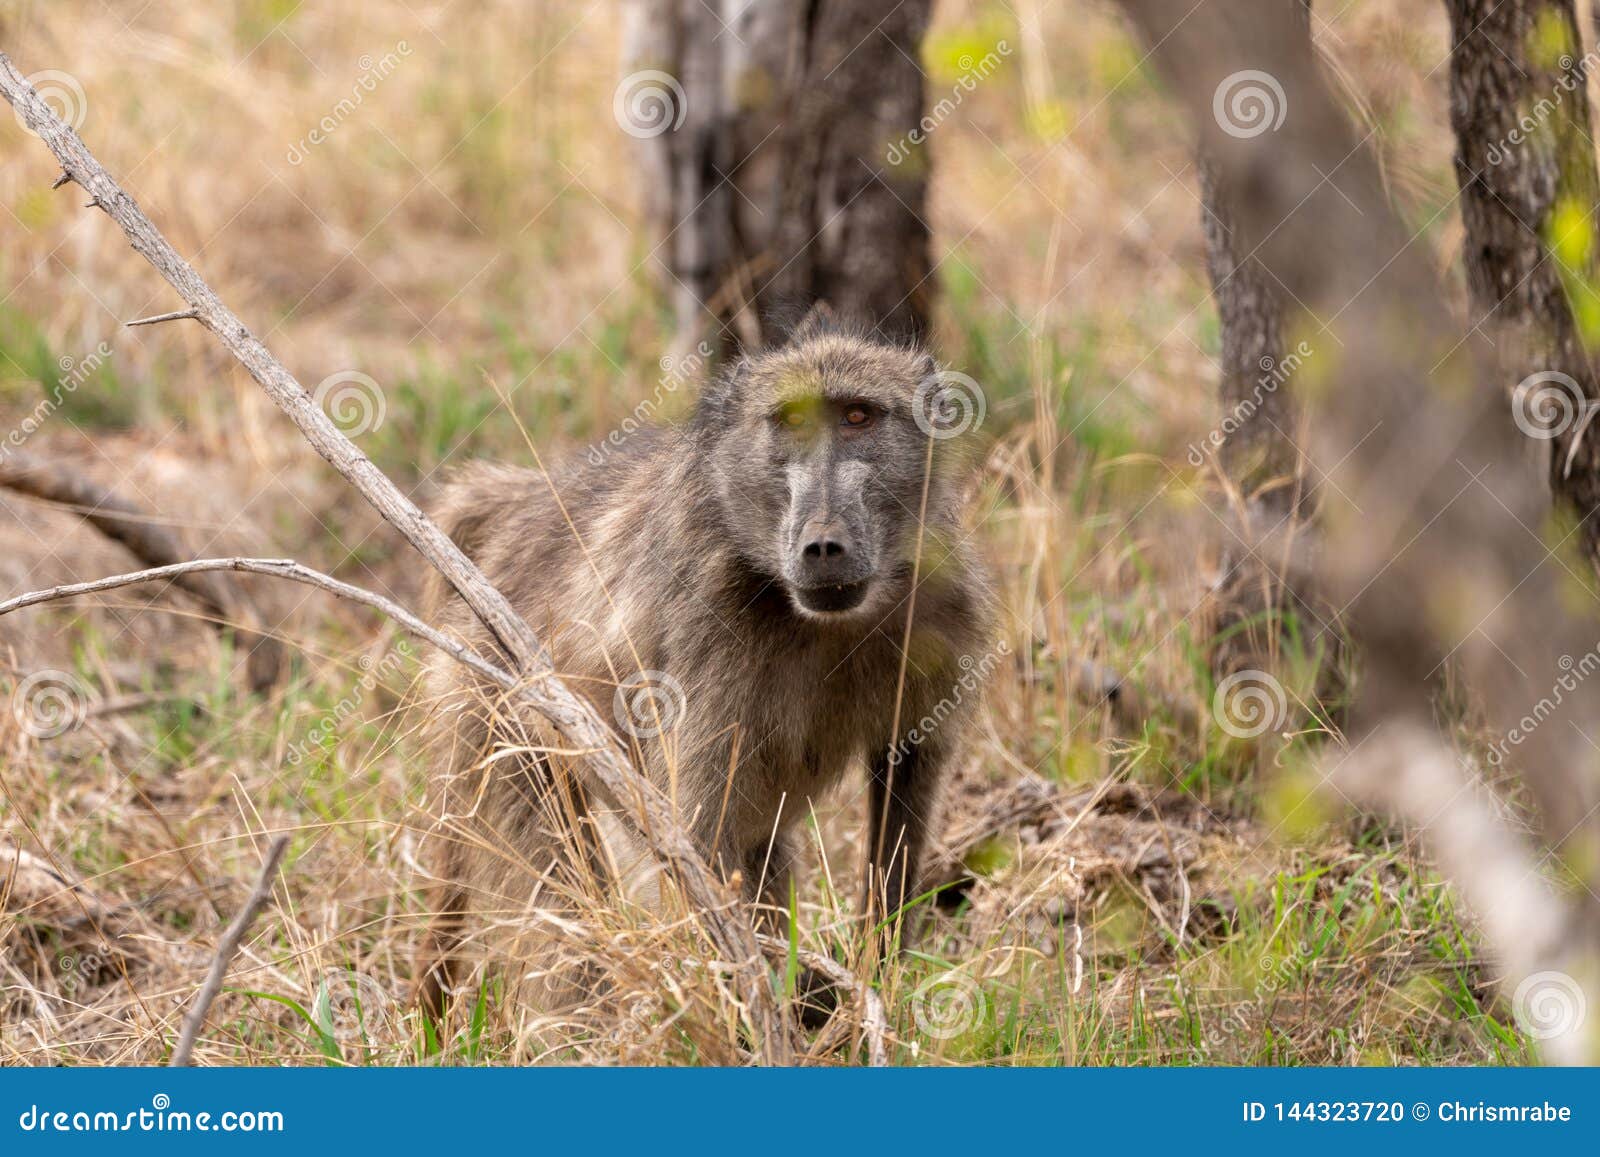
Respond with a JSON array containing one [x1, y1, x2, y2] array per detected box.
[[706, 336, 952, 621]]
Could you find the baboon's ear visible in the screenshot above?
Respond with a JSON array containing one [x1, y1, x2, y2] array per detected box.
[[784, 300, 838, 345]]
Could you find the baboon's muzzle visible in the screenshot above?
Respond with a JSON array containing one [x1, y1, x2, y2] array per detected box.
[[793, 577, 872, 613], [789, 512, 874, 614]]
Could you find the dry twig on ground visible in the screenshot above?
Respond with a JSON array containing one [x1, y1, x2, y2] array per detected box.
[[168, 835, 290, 1067]]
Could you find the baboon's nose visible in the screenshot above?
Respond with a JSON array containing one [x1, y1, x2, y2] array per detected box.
[[801, 537, 847, 560], [796, 520, 858, 584]]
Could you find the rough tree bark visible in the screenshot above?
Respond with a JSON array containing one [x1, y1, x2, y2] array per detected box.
[[1199, 158, 1300, 503], [1197, 0, 1313, 513], [625, 0, 934, 350], [1445, 0, 1600, 562], [1196, 2, 1321, 681]]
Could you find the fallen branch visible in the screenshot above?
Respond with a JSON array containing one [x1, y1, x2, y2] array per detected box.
[[0, 451, 283, 691], [1, 841, 116, 925], [0, 51, 792, 1062], [169, 834, 289, 1067], [761, 935, 888, 1067]]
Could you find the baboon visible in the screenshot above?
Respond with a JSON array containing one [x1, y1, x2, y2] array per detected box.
[[417, 310, 994, 1022]]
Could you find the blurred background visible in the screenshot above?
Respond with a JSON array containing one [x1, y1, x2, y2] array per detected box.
[[0, 0, 1536, 1065]]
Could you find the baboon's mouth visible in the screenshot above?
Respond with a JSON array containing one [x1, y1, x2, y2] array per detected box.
[[793, 579, 872, 614]]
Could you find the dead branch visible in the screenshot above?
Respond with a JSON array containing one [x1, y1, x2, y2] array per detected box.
[[761, 935, 888, 1067], [0, 51, 792, 1063], [168, 835, 289, 1067], [0, 451, 283, 691], [1, 841, 115, 925], [0, 557, 510, 688]]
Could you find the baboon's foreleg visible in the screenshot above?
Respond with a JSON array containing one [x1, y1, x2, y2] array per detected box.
[[745, 826, 840, 1027], [414, 868, 467, 1026], [864, 738, 943, 949], [742, 825, 802, 933]]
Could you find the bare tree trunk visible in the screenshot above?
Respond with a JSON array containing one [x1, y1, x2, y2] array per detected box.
[[1199, 158, 1300, 505], [763, 1, 934, 341], [624, 0, 744, 347], [1197, 0, 1317, 517], [1196, 3, 1319, 678], [625, 0, 933, 350], [1446, 0, 1600, 560]]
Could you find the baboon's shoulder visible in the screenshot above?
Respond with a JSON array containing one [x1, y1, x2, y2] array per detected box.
[[421, 461, 553, 621], [431, 461, 541, 558], [422, 435, 684, 621]]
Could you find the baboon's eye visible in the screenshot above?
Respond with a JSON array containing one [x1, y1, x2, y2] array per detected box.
[[778, 405, 809, 429], [841, 404, 875, 429]]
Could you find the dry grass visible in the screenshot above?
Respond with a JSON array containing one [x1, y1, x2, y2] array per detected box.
[[0, 0, 1539, 1065]]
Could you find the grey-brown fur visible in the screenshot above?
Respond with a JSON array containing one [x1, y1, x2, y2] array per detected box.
[[418, 313, 993, 1017]]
